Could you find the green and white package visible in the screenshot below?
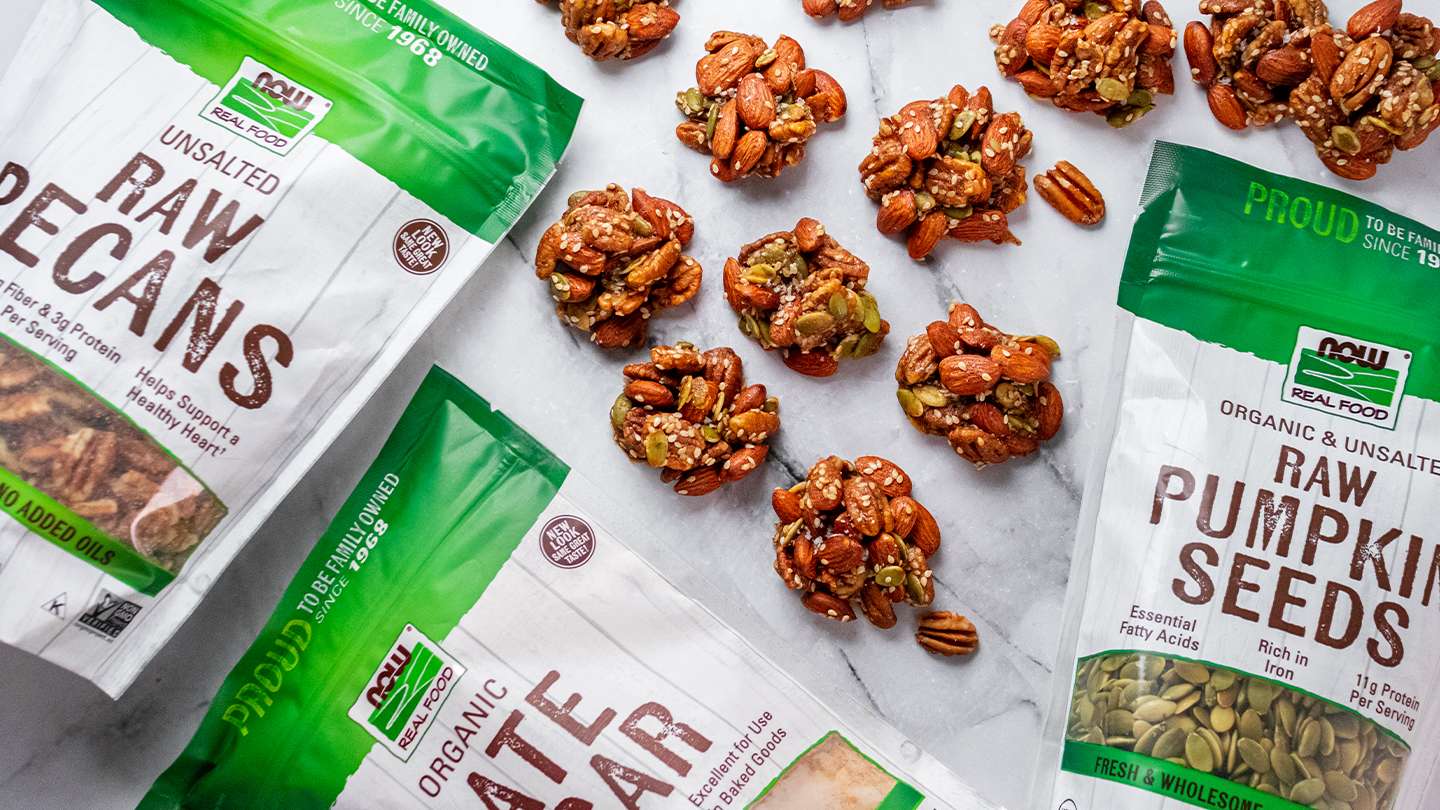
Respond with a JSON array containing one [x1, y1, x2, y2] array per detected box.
[[1035, 143, 1440, 810], [0, 0, 579, 695], [142, 367, 996, 810]]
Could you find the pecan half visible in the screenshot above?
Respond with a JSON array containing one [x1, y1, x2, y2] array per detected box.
[[725, 219, 889, 376], [675, 32, 844, 181], [801, 0, 914, 22], [896, 303, 1065, 467], [1033, 161, 1106, 225], [773, 455, 944, 633], [916, 611, 980, 656]]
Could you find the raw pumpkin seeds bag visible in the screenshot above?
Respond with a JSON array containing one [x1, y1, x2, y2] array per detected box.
[[141, 366, 997, 810], [0, 0, 580, 696], [1035, 142, 1440, 809]]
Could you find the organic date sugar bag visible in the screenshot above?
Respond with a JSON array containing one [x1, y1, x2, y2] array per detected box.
[[142, 367, 998, 810], [1034, 142, 1440, 809], [0, 0, 580, 695]]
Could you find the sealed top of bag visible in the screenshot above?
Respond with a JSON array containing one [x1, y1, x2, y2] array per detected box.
[[0, 0, 579, 696]]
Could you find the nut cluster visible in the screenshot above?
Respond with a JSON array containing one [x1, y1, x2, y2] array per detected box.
[[675, 32, 847, 182], [536, 0, 680, 61], [723, 218, 889, 377], [772, 455, 944, 632], [1069, 653, 1410, 808], [612, 343, 779, 496], [536, 185, 702, 349], [1187, 0, 1439, 180], [859, 85, 1032, 260], [992, 0, 1179, 127], [0, 339, 225, 571], [895, 302, 1064, 466], [800, 0, 914, 22]]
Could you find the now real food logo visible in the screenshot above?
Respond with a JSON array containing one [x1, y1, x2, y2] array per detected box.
[[348, 624, 465, 760], [1284, 326, 1412, 430], [201, 57, 332, 156]]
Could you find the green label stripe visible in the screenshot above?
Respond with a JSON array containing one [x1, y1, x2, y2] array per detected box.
[[1293, 349, 1398, 405], [140, 367, 568, 808], [1122, 142, 1440, 403], [93, 0, 581, 241], [0, 466, 174, 596], [1063, 740, 1302, 809], [875, 781, 924, 810], [369, 643, 441, 741]]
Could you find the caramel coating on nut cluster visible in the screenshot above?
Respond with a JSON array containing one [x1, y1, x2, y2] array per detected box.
[[675, 31, 846, 181], [860, 85, 1032, 260], [1187, 0, 1439, 180], [993, 0, 1180, 127], [536, 185, 701, 349], [612, 343, 778, 495], [773, 455, 946, 633], [896, 302, 1065, 467], [723, 218, 889, 377], [537, 0, 680, 61]]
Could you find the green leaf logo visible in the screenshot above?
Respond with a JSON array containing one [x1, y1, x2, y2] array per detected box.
[[1294, 349, 1399, 406], [368, 642, 442, 741], [219, 81, 314, 138]]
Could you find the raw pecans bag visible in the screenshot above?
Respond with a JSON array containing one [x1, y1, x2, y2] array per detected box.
[[141, 366, 998, 810], [0, 0, 580, 695], [1035, 142, 1440, 809]]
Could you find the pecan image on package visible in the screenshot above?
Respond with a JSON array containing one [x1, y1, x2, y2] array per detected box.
[[723, 218, 888, 377], [0, 338, 226, 573], [612, 342, 779, 496], [859, 85, 1032, 260], [800, 0, 914, 22], [895, 302, 1064, 466], [535, 0, 679, 61], [1187, 0, 1439, 180], [771, 455, 950, 634], [536, 184, 702, 349], [992, 0, 1179, 126], [674, 32, 846, 182]]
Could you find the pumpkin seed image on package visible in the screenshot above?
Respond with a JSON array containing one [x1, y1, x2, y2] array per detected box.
[[0, 0, 581, 696]]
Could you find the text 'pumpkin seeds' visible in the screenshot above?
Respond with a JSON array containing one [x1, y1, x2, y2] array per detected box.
[[0, 0, 580, 696], [1034, 143, 1440, 810]]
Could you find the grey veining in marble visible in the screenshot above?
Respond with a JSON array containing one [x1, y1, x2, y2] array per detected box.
[[0, 1, 1436, 808]]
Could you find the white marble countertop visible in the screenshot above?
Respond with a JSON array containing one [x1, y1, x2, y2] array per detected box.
[[0, 1, 1435, 808]]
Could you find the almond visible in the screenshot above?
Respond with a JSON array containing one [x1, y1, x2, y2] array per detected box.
[[888, 497, 918, 537], [783, 349, 840, 377], [818, 533, 865, 569], [729, 383, 767, 414], [1311, 30, 1343, 85], [858, 584, 898, 630], [898, 100, 940, 160], [1017, 0, 1050, 24], [696, 38, 759, 96], [803, 0, 838, 17], [801, 69, 848, 123], [793, 216, 826, 252], [1016, 68, 1059, 98], [737, 73, 777, 130], [624, 4, 679, 41], [592, 313, 646, 348], [1255, 47, 1312, 86], [721, 445, 768, 481], [855, 455, 912, 497], [925, 320, 964, 358], [842, 477, 884, 536], [939, 354, 1001, 396], [772, 487, 803, 522], [1025, 23, 1063, 65], [1037, 380, 1064, 440], [1348, 0, 1401, 38], [793, 534, 817, 579], [997, 17, 1031, 76], [877, 190, 918, 235], [909, 501, 942, 555], [966, 402, 1012, 437], [907, 212, 950, 260], [764, 35, 806, 95], [992, 341, 1051, 383], [870, 533, 904, 566], [674, 467, 723, 496], [1184, 21, 1219, 87], [801, 591, 855, 622], [731, 129, 769, 174], [948, 209, 1021, 245], [1142, 24, 1176, 56], [806, 455, 847, 510], [711, 99, 739, 159], [1206, 83, 1248, 130]]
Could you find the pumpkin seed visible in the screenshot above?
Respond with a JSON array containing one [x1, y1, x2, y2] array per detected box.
[[860, 292, 882, 333], [644, 431, 668, 467], [744, 263, 778, 284], [1289, 777, 1325, 804], [795, 311, 835, 336], [610, 394, 633, 430], [897, 388, 924, 418], [1331, 125, 1362, 155], [1096, 77, 1130, 103], [828, 292, 849, 319], [1238, 738, 1270, 773], [1185, 732, 1215, 772], [914, 385, 950, 407], [874, 565, 905, 587]]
